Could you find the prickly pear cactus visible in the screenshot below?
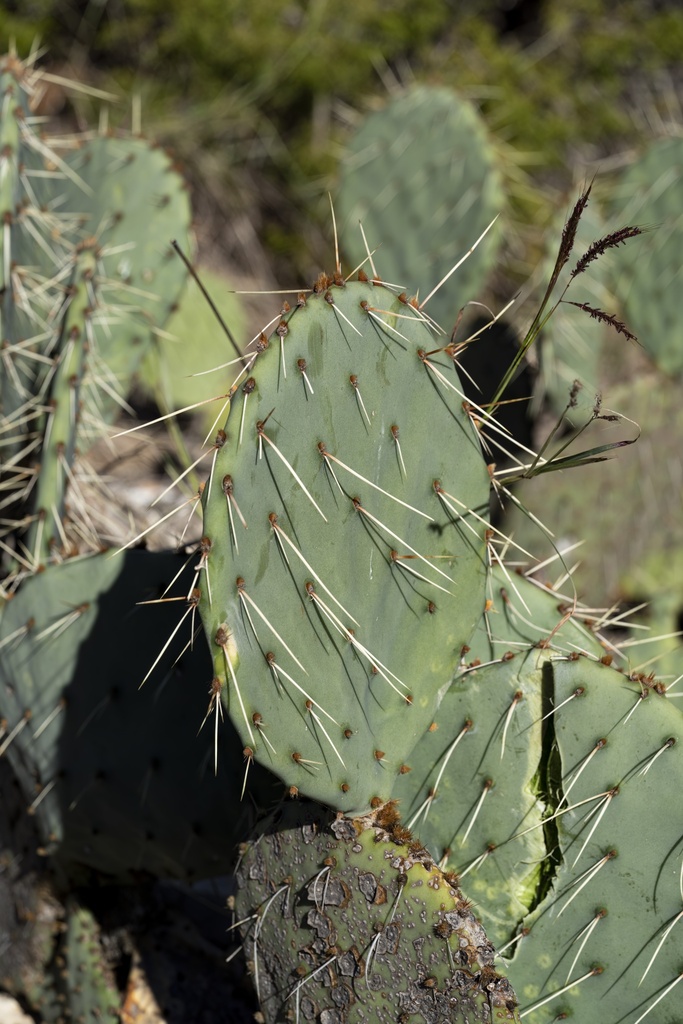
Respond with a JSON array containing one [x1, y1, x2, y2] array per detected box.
[[394, 569, 683, 1022], [235, 800, 521, 1024], [58, 132, 193, 409], [1, 54, 191, 423], [506, 657, 683, 1024], [199, 273, 491, 813], [0, 53, 53, 445], [59, 898, 120, 1021], [336, 86, 504, 331], [0, 52, 191, 580], [1, 896, 120, 1023], [393, 565, 606, 946]]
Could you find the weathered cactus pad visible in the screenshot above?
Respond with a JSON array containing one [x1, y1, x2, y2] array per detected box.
[[236, 800, 521, 1024]]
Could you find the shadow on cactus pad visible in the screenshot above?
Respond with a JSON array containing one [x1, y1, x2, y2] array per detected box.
[[0, 549, 279, 882]]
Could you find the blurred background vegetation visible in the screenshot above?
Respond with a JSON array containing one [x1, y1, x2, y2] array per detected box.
[[2, 0, 682, 281]]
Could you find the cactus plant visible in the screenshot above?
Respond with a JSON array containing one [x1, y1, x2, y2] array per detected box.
[[235, 799, 521, 1024], [0, 51, 252, 882], [58, 898, 121, 1021], [506, 657, 683, 1024], [0, 52, 262, 1018], [336, 86, 504, 332], [1, 894, 120, 1023], [0, 52, 191, 584], [3, 47, 677, 1024], [390, 565, 683, 1022], [392, 564, 606, 946], [136, 179, 646, 1021], [0, 549, 279, 881]]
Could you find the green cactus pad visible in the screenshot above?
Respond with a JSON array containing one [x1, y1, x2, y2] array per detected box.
[[23, 245, 97, 566], [396, 571, 683, 1023], [199, 275, 491, 813], [235, 800, 521, 1024], [0, 549, 278, 880], [506, 657, 683, 1024], [336, 86, 504, 332], [609, 136, 683, 377], [58, 132, 192, 407], [393, 566, 605, 947], [1, 54, 191, 578], [60, 898, 120, 1021], [1, 896, 120, 1023], [0, 54, 60, 453], [0, 71, 191, 433]]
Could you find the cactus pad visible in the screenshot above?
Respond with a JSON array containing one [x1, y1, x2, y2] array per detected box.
[[337, 86, 504, 332], [393, 566, 605, 946], [506, 657, 683, 1023], [200, 275, 491, 813], [396, 570, 683, 1022], [0, 549, 277, 880], [235, 800, 521, 1024], [1, 54, 191, 578], [610, 136, 683, 376]]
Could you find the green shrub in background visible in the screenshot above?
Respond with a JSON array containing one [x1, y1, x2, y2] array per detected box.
[[2, 0, 682, 276]]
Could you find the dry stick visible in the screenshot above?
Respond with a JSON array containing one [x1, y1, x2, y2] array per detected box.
[[171, 240, 242, 357]]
